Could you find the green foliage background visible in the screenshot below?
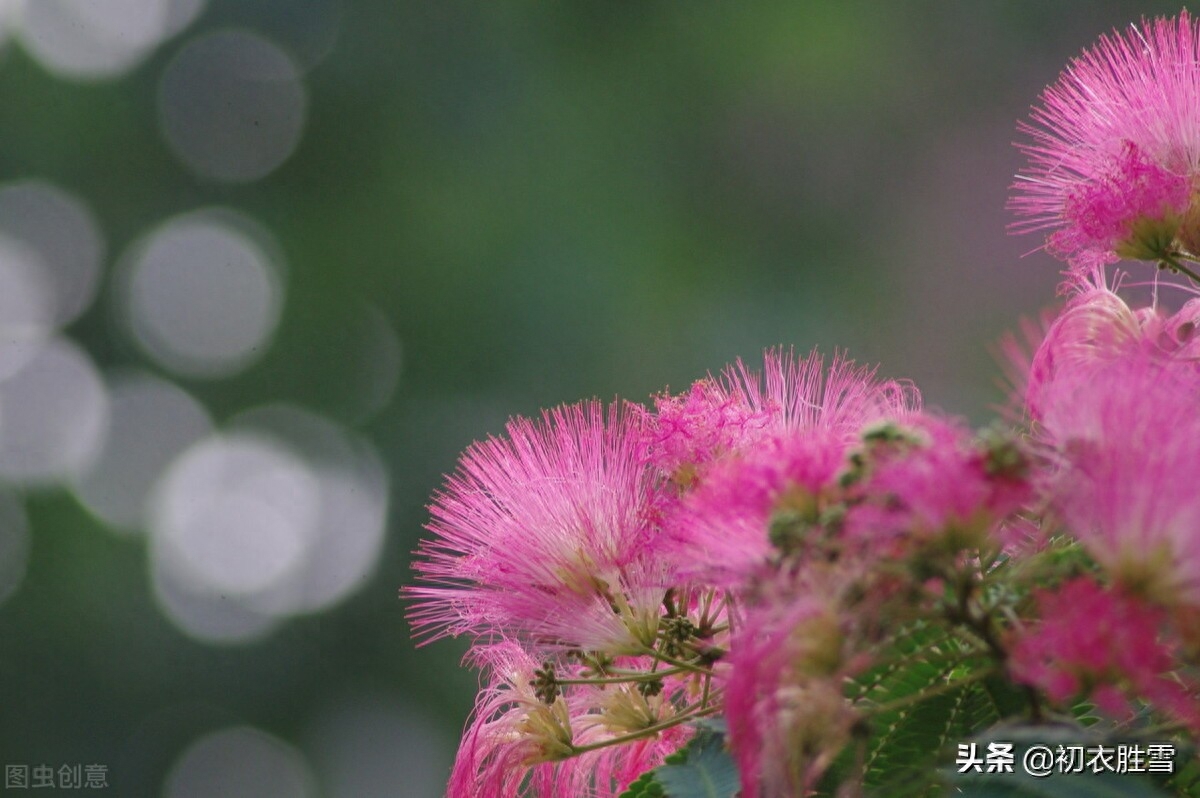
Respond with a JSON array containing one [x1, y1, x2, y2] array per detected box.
[[0, 1, 1186, 794]]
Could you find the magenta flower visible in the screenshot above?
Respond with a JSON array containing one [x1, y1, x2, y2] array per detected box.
[[406, 400, 665, 651], [666, 429, 849, 586], [657, 350, 918, 584], [1011, 13, 1200, 277], [724, 589, 859, 797], [841, 415, 1031, 553], [641, 349, 918, 492], [1008, 578, 1197, 730], [637, 378, 768, 490]]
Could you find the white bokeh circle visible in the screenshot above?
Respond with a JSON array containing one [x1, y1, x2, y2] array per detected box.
[[119, 209, 285, 379], [164, 726, 316, 798], [150, 432, 320, 598], [19, 0, 205, 81], [159, 30, 306, 182], [0, 337, 109, 485], [73, 372, 212, 531], [0, 180, 105, 327]]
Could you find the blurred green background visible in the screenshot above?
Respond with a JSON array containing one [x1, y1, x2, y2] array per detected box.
[[0, 2, 1182, 795]]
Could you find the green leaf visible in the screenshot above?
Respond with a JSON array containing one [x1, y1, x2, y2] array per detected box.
[[656, 728, 740, 798], [852, 623, 1020, 792], [618, 724, 739, 798], [618, 769, 666, 798]]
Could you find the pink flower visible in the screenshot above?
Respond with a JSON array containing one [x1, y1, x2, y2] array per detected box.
[[406, 400, 666, 652], [720, 348, 918, 441], [1010, 13, 1200, 277], [640, 349, 918, 492], [657, 350, 919, 585], [724, 590, 859, 797], [841, 415, 1031, 553], [1008, 578, 1197, 730], [1021, 286, 1200, 420], [665, 429, 850, 587], [1037, 354, 1200, 605], [449, 643, 690, 798], [1023, 287, 1143, 420], [637, 378, 769, 490]]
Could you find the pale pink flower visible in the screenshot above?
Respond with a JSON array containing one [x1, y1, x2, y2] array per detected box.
[[1037, 355, 1200, 605], [1011, 13, 1200, 276], [406, 400, 665, 651], [1008, 578, 1198, 730], [1023, 287, 1143, 420], [1020, 286, 1200, 420]]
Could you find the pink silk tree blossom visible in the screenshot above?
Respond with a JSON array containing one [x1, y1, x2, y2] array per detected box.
[[1011, 12, 1200, 279], [1008, 578, 1198, 731], [1037, 354, 1200, 606], [406, 400, 667, 651]]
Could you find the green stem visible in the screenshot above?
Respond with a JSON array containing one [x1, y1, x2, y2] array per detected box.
[[1160, 252, 1200, 284], [557, 666, 689, 686], [568, 704, 722, 756], [640, 646, 716, 676]]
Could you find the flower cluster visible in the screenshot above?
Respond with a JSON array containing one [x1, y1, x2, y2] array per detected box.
[[409, 11, 1200, 798]]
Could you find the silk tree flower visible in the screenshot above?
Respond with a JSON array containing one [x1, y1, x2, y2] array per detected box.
[[657, 350, 919, 585], [406, 400, 667, 652], [724, 588, 864, 797], [1023, 287, 1143, 420], [1010, 12, 1200, 279], [665, 429, 851, 587], [1037, 354, 1200, 606], [637, 378, 769, 491], [1008, 578, 1198, 731], [449, 643, 690, 798], [1021, 286, 1200, 420], [840, 415, 1032, 556], [722, 348, 919, 440], [639, 348, 918, 493]]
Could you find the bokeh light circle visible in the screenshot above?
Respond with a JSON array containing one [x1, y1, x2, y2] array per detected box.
[[151, 433, 320, 598], [0, 337, 109, 485], [159, 30, 307, 182], [73, 372, 212, 532], [164, 726, 316, 798], [145, 405, 388, 641], [0, 180, 105, 327], [229, 405, 389, 615], [150, 562, 278, 644], [0, 233, 55, 384], [120, 210, 285, 378], [20, 0, 205, 81]]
